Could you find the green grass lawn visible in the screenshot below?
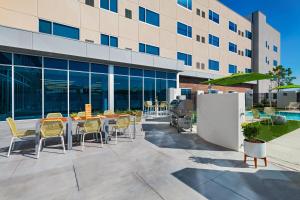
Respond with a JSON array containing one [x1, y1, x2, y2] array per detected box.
[[257, 120, 300, 142]]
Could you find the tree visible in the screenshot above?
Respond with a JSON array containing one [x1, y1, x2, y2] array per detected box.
[[268, 65, 296, 89]]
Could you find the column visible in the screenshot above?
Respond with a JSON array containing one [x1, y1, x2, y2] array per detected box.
[[108, 65, 114, 112]]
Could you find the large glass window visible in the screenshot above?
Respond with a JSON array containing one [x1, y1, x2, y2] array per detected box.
[[139, 43, 160, 56], [177, 0, 192, 10], [229, 42, 237, 53], [101, 34, 118, 47], [177, 52, 192, 66], [14, 67, 42, 119], [130, 77, 143, 110], [245, 30, 252, 40], [156, 79, 166, 101], [229, 21, 237, 32], [0, 52, 12, 65], [44, 57, 68, 70], [209, 34, 219, 47], [14, 54, 42, 67], [139, 7, 160, 27], [39, 19, 52, 34], [0, 65, 12, 121], [168, 80, 177, 89], [177, 22, 192, 38], [100, 0, 118, 13], [53, 23, 79, 40], [114, 75, 129, 111], [44, 69, 68, 116], [208, 59, 220, 71], [209, 10, 219, 24], [228, 64, 237, 74], [69, 71, 89, 113], [91, 73, 108, 113], [245, 49, 252, 58], [144, 78, 155, 102]]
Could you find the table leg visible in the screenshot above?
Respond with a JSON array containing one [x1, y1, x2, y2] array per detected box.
[[133, 116, 136, 139], [102, 119, 109, 144], [66, 117, 72, 150], [35, 120, 40, 158]]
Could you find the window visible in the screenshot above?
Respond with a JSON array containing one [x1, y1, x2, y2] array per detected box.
[[228, 64, 237, 74], [44, 57, 68, 70], [130, 68, 143, 77], [14, 54, 42, 67], [156, 71, 167, 79], [144, 70, 155, 78], [91, 73, 108, 112], [265, 57, 268, 64], [139, 43, 160, 56], [139, 7, 159, 27], [114, 75, 129, 110], [39, 19, 52, 34], [101, 34, 118, 47], [53, 23, 79, 40], [209, 34, 219, 47], [177, 52, 192, 66], [100, 0, 118, 13], [69, 60, 89, 72], [177, 22, 192, 38], [114, 66, 129, 75], [91, 63, 108, 74], [245, 68, 252, 73], [0, 51, 12, 65], [196, 9, 201, 16], [273, 60, 278, 67], [156, 79, 167, 101], [196, 35, 201, 42], [229, 42, 237, 53], [273, 45, 278, 52], [245, 30, 252, 39], [245, 49, 252, 58], [85, 0, 94, 7], [177, 0, 192, 10], [144, 78, 155, 102], [202, 11, 206, 18], [201, 36, 205, 43], [130, 76, 143, 110], [0, 65, 12, 121], [167, 72, 177, 80], [209, 10, 219, 24], [229, 21, 237, 32], [208, 59, 219, 71], [125, 8, 132, 19]]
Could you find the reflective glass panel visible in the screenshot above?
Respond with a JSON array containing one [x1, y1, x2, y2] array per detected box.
[[156, 79, 166, 101], [114, 75, 129, 111], [168, 80, 177, 89], [91, 73, 108, 113], [91, 63, 108, 73], [44, 57, 68, 70], [69, 72, 89, 113], [130, 68, 143, 77], [39, 19, 52, 34], [69, 60, 89, 72], [144, 78, 155, 102], [14, 54, 42, 67], [44, 69, 68, 116], [130, 77, 143, 110], [53, 23, 79, 40], [114, 66, 129, 75], [0, 65, 12, 121], [144, 70, 155, 78], [14, 67, 42, 119], [0, 52, 12, 65]]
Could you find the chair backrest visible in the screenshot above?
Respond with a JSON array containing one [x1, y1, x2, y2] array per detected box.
[[104, 110, 114, 115], [84, 118, 101, 133], [159, 101, 168, 108], [40, 120, 64, 138], [46, 113, 63, 118], [6, 117, 18, 137], [77, 112, 86, 117], [251, 109, 260, 119], [144, 101, 152, 107], [264, 107, 275, 116], [116, 116, 130, 129], [135, 111, 143, 123]]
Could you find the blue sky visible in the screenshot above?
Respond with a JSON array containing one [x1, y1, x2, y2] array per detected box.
[[220, 0, 300, 84]]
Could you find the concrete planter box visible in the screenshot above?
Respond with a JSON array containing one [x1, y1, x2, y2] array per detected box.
[[244, 140, 266, 158]]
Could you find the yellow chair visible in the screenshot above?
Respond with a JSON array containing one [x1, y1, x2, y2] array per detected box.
[[38, 119, 65, 158], [130, 111, 144, 136], [144, 101, 154, 115], [264, 107, 275, 125], [159, 101, 168, 115], [75, 111, 86, 138], [113, 116, 131, 144], [104, 110, 114, 115], [80, 118, 102, 150], [6, 118, 35, 157], [46, 113, 63, 118]]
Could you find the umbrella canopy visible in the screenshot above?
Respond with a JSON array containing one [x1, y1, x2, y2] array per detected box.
[[273, 84, 300, 90], [202, 73, 273, 86]]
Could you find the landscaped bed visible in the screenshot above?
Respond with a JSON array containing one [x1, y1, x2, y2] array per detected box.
[[256, 120, 300, 142]]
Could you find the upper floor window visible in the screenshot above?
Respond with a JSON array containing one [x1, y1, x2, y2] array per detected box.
[[125, 8, 132, 19], [177, 0, 192, 10], [228, 64, 237, 74], [101, 34, 118, 47], [229, 21, 237, 32], [100, 0, 118, 13], [229, 42, 237, 53], [139, 43, 160, 56], [177, 22, 192, 38], [85, 0, 94, 7], [209, 59, 219, 71], [245, 68, 252, 73], [273, 60, 278, 67], [245, 30, 252, 40], [39, 19, 79, 40], [245, 49, 252, 58], [209, 34, 219, 47], [273, 45, 278, 52], [139, 7, 160, 27], [177, 52, 192, 66], [209, 10, 219, 24]]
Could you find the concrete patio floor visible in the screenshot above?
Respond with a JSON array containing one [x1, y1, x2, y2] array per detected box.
[[0, 119, 300, 200]]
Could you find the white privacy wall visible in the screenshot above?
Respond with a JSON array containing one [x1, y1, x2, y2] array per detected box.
[[197, 93, 245, 151], [277, 91, 298, 108]]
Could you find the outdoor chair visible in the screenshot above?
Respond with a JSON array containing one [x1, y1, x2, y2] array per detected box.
[[251, 109, 261, 122], [104, 110, 114, 115], [159, 101, 168, 115], [112, 116, 131, 144], [264, 107, 276, 125], [37, 119, 65, 158], [285, 102, 300, 110], [130, 111, 144, 136], [80, 118, 103, 150], [46, 113, 63, 118], [75, 111, 86, 140], [144, 101, 154, 115], [6, 117, 35, 157]]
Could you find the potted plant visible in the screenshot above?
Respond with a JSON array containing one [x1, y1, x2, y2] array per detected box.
[[242, 122, 267, 168]]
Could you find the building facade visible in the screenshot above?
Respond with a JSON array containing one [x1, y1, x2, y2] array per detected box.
[[0, 0, 280, 120]]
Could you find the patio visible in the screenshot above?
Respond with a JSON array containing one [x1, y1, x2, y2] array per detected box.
[[0, 119, 300, 200]]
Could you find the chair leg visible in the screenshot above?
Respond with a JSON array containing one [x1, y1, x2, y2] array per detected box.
[[81, 133, 85, 151], [99, 132, 103, 148], [61, 136, 65, 153], [7, 137, 15, 158], [115, 129, 118, 144], [37, 138, 43, 159]]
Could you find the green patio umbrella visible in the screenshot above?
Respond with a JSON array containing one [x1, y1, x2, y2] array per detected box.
[[202, 73, 274, 86], [273, 84, 300, 90]]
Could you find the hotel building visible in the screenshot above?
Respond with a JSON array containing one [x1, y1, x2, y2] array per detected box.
[[0, 0, 280, 120]]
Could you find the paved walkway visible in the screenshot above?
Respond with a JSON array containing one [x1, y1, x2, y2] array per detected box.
[[0, 120, 300, 200], [268, 128, 300, 170]]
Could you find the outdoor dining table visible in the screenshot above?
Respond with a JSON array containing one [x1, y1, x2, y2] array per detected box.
[[34, 114, 135, 157]]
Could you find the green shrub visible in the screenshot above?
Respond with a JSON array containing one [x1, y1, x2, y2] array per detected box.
[[242, 122, 261, 142]]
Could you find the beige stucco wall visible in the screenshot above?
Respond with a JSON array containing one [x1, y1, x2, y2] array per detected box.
[[0, 0, 253, 76]]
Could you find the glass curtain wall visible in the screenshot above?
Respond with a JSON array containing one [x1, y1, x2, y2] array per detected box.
[[114, 66, 129, 111], [0, 52, 12, 120], [130, 68, 143, 110]]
